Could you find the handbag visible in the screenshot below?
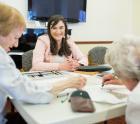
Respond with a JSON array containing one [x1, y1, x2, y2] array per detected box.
[[69, 90, 95, 113]]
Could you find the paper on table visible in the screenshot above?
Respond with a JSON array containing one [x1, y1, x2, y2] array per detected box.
[[24, 71, 81, 96], [101, 84, 130, 95], [84, 79, 130, 104]]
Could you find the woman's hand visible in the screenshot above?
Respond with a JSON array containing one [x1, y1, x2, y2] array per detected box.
[[59, 58, 80, 71], [68, 76, 86, 89], [59, 61, 75, 71], [70, 59, 80, 68], [102, 74, 122, 85], [51, 76, 86, 95]]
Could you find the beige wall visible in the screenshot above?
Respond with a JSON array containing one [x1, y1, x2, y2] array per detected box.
[[1, 0, 132, 41], [133, 0, 140, 35]]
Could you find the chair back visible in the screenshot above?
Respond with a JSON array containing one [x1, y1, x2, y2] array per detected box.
[[22, 50, 33, 71], [88, 46, 107, 65]]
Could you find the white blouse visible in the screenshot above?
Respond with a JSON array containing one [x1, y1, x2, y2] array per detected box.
[[0, 46, 54, 124], [126, 82, 140, 124]]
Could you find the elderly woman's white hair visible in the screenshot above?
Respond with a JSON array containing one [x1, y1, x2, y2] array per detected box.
[[105, 35, 140, 81]]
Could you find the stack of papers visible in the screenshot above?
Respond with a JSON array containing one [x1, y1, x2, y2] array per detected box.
[[84, 82, 130, 104], [57, 74, 130, 104], [23, 71, 130, 104]]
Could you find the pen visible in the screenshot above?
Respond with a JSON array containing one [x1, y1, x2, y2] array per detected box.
[[101, 78, 112, 88], [57, 93, 69, 103], [101, 74, 118, 88], [101, 82, 104, 88]]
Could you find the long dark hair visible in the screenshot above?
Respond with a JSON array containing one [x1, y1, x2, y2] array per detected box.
[[47, 15, 71, 56]]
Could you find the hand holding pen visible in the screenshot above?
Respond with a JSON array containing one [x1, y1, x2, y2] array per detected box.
[[102, 74, 121, 88]]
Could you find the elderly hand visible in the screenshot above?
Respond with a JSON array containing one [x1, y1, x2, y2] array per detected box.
[[102, 74, 122, 85], [51, 76, 86, 95], [68, 76, 86, 89]]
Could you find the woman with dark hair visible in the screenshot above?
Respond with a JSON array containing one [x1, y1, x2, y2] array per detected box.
[[32, 15, 88, 71]]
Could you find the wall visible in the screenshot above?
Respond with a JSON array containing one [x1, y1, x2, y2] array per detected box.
[[133, 0, 140, 35], [0, 0, 133, 41], [70, 0, 133, 41]]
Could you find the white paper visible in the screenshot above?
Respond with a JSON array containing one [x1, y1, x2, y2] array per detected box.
[[84, 77, 130, 104], [23, 71, 130, 103]]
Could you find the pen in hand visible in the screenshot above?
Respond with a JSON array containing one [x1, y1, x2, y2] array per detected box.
[[101, 79, 111, 88], [101, 82, 104, 88], [101, 74, 120, 89]]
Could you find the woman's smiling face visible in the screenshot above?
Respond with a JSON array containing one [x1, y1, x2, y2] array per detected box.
[[50, 20, 65, 42]]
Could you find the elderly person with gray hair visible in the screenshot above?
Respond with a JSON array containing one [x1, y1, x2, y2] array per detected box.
[[103, 36, 140, 124]]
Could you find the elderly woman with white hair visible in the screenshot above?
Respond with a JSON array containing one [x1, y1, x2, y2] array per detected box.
[[103, 36, 140, 124]]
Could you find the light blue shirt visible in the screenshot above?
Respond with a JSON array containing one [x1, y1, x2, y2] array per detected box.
[[0, 46, 54, 124]]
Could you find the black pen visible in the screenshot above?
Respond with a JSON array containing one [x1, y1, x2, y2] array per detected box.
[[101, 82, 104, 88]]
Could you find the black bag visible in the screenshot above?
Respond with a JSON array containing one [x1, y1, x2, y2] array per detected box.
[[69, 90, 95, 113]]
